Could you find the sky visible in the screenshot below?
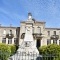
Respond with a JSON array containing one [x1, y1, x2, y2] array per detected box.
[[0, 0, 60, 27]]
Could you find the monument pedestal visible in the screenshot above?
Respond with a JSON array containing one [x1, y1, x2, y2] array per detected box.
[[9, 41, 39, 60], [17, 41, 39, 54]]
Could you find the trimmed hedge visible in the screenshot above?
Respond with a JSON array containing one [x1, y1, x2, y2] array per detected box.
[[0, 43, 11, 60], [39, 44, 60, 60], [39, 44, 60, 55], [0, 43, 17, 60], [8, 44, 16, 56]]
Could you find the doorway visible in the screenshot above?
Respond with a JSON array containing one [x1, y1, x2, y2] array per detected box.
[[36, 39, 41, 48]]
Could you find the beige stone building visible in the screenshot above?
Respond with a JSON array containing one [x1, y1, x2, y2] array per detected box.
[[0, 13, 60, 48]]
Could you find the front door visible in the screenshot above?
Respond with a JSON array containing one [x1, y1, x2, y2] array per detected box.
[[36, 39, 41, 48]]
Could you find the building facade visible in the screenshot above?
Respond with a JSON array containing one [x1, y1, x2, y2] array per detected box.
[[0, 13, 60, 48]]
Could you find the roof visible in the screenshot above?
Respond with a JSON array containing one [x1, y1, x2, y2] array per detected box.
[[45, 28, 60, 30], [20, 19, 46, 24], [0, 26, 20, 29]]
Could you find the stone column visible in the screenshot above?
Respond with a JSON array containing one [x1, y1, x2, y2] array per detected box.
[[0, 37, 2, 43], [34, 39, 36, 47], [6, 38, 8, 44], [12, 38, 14, 44], [51, 40, 53, 44]]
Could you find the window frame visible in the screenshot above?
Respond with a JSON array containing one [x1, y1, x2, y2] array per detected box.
[[37, 27, 41, 34], [2, 38, 6, 43], [8, 38, 12, 44], [54, 31, 56, 35], [47, 39, 51, 45], [48, 31, 50, 36]]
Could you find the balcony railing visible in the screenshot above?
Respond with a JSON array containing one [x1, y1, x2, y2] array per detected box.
[[33, 33, 43, 39], [21, 33, 43, 39], [50, 35, 59, 40], [6, 34, 14, 39]]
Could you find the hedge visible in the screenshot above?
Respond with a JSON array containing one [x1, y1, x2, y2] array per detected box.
[[39, 44, 60, 60], [0, 43, 17, 60]]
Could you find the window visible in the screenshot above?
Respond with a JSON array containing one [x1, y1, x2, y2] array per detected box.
[[54, 31, 56, 35], [3, 29, 6, 35], [37, 27, 41, 34], [14, 38, 17, 44], [48, 31, 50, 36], [10, 30, 12, 34], [37, 39, 41, 48], [9, 30, 12, 35], [32, 27, 34, 33], [2, 38, 6, 43], [53, 40, 57, 44], [47, 39, 51, 45], [15, 30, 16, 35], [59, 40, 60, 45], [8, 38, 12, 44]]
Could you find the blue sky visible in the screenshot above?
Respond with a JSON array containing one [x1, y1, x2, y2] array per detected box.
[[0, 0, 60, 27]]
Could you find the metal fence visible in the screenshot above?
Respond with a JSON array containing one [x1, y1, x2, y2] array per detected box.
[[0, 51, 60, 60], [8, 52, 60, 60]]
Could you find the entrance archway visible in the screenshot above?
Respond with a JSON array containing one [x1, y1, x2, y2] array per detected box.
[[36, 39, 41, 48]]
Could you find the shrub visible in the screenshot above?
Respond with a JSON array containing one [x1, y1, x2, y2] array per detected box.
[[39, 45, 47, 54], [8, 44, 16, 56], [39, 44, 60, 60], [0, 43, 11, 60], [47, 44, 60, 55]]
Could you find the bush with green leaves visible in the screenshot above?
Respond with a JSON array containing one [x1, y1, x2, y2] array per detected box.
[[8, 44, 16, 56], [39, 44, 60, 60], [38, 45, 47, 54], [0, 43, 17, 60], [0, 43, 11, 60]]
